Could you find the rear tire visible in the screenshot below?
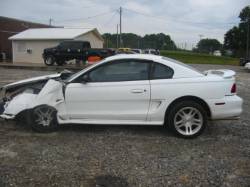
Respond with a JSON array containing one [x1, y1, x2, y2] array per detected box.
[[30, 105, 58, 133], [166, 101, 207, 138]]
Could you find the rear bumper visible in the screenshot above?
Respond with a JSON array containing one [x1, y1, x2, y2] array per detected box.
[[206, 95, 243, 120]]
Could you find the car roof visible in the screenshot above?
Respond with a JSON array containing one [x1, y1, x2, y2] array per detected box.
[[105, 54, 162, 61]]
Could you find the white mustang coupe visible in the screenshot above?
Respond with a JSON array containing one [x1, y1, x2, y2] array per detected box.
[[0, 54, 243, 138]]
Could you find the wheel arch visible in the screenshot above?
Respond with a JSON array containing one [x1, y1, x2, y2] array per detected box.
[[165, 95, 211, 122]]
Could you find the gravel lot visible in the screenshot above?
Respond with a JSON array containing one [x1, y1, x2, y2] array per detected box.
[[0, 65, 249, 187]]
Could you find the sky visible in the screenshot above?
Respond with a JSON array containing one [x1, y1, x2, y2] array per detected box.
[[1, 0, 249, 49]]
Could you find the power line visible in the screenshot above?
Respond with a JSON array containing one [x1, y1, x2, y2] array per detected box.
[[123, 7, 238, 26], [102, 10, 118, 26], [55, 10, 117, 23]]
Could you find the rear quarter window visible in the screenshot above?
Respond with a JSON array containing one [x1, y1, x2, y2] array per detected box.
[[151, 63, 174, 79]]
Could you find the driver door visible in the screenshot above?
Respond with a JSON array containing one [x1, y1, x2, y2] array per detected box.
[[65, 59, 151, 123]]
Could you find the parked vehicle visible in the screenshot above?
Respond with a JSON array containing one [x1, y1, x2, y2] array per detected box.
[[116, 50, 136, 54], [144, 49, 159, 55], [131, 49, 143, 54], [43, 41, 114, 66], [245, 62, 250, 70], [239, 58, 250, 70], [0, 54, 243, 138], [118, 48, 131, 52]]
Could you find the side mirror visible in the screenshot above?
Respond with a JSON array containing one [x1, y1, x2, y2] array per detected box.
[[60, 70, 73, 80], [81, 74, 89, 84]]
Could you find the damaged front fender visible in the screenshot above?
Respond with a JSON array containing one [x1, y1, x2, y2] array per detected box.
[[0, 79, 65, 119]]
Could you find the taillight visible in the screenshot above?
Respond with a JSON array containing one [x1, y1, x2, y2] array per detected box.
[[231, 83, 236, 93]]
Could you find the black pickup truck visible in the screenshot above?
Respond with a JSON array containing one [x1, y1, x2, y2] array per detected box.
[[42, 41, 115, 66]]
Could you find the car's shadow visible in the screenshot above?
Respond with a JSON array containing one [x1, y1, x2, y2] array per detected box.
[[11, 119, 217, 138], [58, 123, 174, 137]]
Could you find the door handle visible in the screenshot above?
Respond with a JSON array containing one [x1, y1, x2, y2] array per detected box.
[[131, 89, 146, 93]]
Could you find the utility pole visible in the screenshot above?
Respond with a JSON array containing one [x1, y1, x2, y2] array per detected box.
[[49, 18, 53, 26], [246, 17, 249, 59], [199, 34, 204, 41], [116, 24, 119, 49], [198, 34, 204, 53], [119, 7, 122, 48]]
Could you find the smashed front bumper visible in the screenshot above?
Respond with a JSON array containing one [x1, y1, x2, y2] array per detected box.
[[0, 101, 14, 120]]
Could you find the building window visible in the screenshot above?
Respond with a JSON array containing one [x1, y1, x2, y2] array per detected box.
[[17, 42, 26, 52]]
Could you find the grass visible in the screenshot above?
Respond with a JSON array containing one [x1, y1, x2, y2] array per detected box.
[[160, 50, 239, 65]]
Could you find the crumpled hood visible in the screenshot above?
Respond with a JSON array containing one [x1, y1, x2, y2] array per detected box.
[[1, 73, 61, 90]]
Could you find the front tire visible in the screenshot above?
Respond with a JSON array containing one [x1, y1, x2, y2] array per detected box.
[[167, 101, 207, 138], [31, 105, 58, 133]]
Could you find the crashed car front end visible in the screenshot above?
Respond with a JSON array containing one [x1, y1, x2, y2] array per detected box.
[[0, 71, 72, 120], [0, 81, 46, 119]]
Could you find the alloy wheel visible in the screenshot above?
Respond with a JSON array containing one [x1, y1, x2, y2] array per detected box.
[[174, 107, 203, 136], [33, 106, 55, 127]]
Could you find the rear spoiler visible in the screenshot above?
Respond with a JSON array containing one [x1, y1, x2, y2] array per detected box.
[[204, 69, 236, 79]]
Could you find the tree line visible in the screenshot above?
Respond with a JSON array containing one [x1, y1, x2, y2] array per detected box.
[[102, 33, 177, 50]]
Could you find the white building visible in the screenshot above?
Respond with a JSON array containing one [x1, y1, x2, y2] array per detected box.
[[9, 28, 104, 64]]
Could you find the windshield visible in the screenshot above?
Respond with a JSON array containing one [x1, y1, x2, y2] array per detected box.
[[64, 60, 105, 82]]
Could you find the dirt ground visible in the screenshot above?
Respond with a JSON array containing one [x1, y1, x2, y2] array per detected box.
[[0, 65, 249, 187]]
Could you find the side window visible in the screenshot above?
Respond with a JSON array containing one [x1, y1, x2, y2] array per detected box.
[[151, 63, 174, 79], [83, 42, 91, 49], [70, 42, 82, 50], [88, 60, 150, 82], [59, 42, 70, 50]]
